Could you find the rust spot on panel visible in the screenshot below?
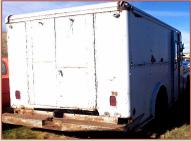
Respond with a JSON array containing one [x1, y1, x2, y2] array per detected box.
[[117, 1, 125, 12], [111, 91, 118, 96], [63, 113, 118, 124], [13, 108, 54, 117], [14, 107, 34, 115], [117, 1, 132, 12]]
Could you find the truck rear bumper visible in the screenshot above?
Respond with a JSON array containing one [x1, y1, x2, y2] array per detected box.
[[2, 110, 128, 131]]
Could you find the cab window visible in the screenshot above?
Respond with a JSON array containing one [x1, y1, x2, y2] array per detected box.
[[2, 61, 7, 75]]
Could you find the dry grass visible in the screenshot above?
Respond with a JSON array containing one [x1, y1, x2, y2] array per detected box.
[[2, 123, 190, 139], [2, 125, 76, 139], [161, 124, 190, 139]]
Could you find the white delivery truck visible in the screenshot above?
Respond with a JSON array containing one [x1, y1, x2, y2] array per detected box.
[[3, 1, 188, 131]]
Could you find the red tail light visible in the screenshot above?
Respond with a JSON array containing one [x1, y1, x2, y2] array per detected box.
[[110, 96, 116, 106], [15, 90, 21, 99]]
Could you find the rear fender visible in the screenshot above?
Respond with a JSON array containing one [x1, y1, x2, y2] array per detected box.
[[150, 82, 164, 117]]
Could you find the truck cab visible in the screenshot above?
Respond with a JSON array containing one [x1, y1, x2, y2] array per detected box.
[[2, 57, 10, 108]]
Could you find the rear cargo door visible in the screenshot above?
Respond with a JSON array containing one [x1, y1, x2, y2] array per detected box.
[[55, 14, 96, 110], [7, 22, 28, 106], [26, 19, 57, 106]]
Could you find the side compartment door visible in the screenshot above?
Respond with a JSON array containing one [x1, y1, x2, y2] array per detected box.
[[26, 19, 57, 106]]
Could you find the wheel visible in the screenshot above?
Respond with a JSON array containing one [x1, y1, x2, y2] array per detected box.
[[155, 87, 168, 129], [186, 76, 190, 96]]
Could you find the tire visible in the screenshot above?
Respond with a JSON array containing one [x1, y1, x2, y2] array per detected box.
[[186, 76, 190, 96], [155, 87, 168, 129]]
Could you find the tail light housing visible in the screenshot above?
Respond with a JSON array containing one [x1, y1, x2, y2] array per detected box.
[[15, 90, 21, 99], [110, 96, 116, 106]]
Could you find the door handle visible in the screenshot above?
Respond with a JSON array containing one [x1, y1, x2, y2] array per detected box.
[[58, 70, 63, 77], [151, 55, 156, 63]]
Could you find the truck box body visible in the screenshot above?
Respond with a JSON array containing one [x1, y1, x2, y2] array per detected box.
[[5, 1, 183, 130]]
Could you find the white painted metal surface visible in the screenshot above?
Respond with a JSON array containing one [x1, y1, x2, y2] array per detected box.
[[6, 2, 182, 128], [128, 11, 172, 120], [26, 19, 57, 106], [7, 22, 29, 107], [6, 2, 119, 23], [55, 14, 96, 109], [95, 11, 130, 117]]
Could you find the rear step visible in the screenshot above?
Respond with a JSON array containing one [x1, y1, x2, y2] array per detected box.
[[2, 112, 128, 131]]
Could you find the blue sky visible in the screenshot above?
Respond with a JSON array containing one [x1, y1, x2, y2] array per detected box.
[[2, 1, 190, 53]]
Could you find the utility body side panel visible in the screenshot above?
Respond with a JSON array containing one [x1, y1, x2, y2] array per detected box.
[[128, 10, 177, 123]]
